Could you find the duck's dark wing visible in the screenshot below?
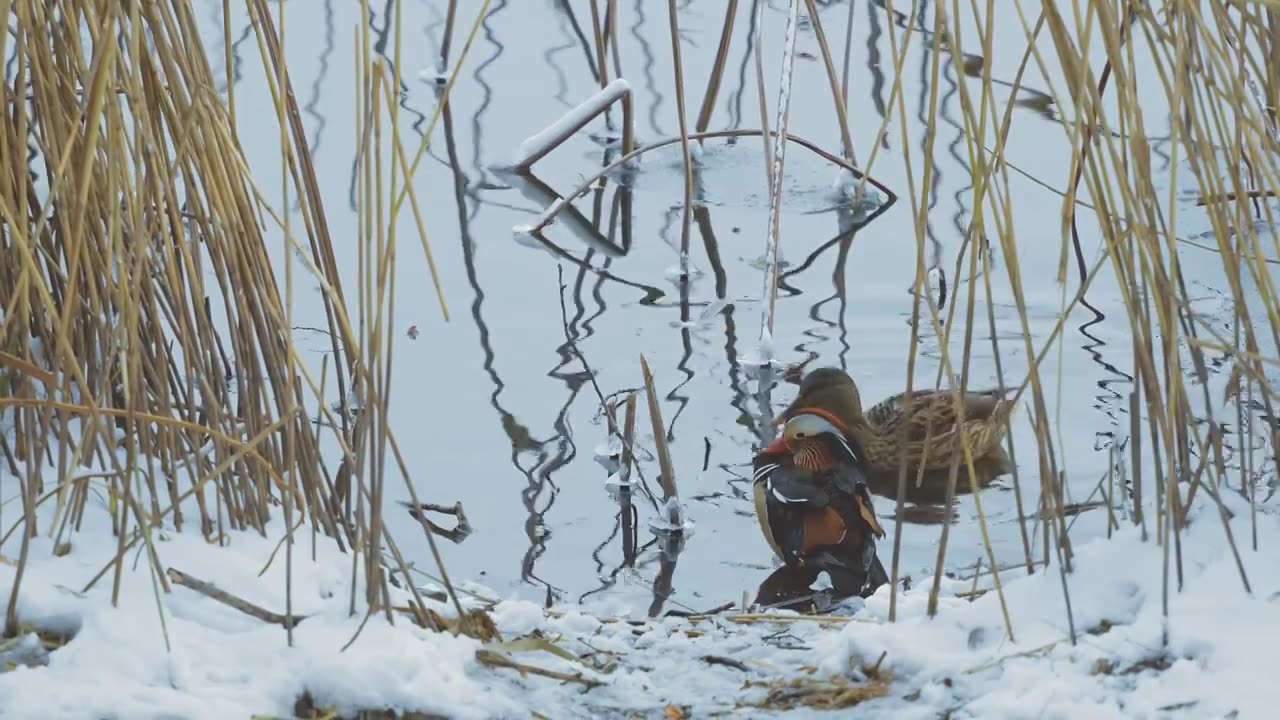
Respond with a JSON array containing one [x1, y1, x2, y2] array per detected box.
[[813, 435, 870, 497], [753, 463, 843, 565], [755, 460, 832, 506]]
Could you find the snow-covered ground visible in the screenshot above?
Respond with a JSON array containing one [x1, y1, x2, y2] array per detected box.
[[2, 478, 1275, 719]]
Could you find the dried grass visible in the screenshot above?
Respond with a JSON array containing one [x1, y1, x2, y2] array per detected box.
[[0, 0, 488, 639]]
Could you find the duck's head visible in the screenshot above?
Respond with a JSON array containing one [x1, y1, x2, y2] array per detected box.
[[776, 367, 865, 428], [761, 408, 858, 464], [780, 411, 846, 451], [759, 410, 885, 539], [796, 367, 859, 397]]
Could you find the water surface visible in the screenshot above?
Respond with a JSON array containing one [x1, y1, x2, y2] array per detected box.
[[197, 1, 1259, 612]]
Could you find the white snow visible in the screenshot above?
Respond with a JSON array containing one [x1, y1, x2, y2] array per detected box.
[[511, 78, 632, 169], [690, 139, 704, 162], [603, 470, 630, 492], [0, 509, 512, 720], [814, 490, 1280, 718], [664, 253, 704, 282], [830, 168, 886, 215], [594, 435, 625, 459], [418, 65, 450, 85], [4, 457, 1278, 718]]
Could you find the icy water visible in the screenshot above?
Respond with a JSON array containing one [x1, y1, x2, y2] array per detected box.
[[195, 1, 1259, 611]]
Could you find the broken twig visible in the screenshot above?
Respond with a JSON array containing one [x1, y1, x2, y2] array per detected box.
[[398, 501, 474, 543], [475, 648, 605, 689], [167, 568, 307, 628]]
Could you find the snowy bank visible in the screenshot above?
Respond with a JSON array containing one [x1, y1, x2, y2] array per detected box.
[[818, 490, 1280, 719], [0, 508, 506, 720], [3, 487, 1276, 718]]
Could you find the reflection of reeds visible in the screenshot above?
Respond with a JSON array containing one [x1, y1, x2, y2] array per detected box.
[[621, 393, 639, 566]]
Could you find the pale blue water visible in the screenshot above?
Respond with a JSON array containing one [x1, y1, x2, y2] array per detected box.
[[188, 0, 1259, 612]]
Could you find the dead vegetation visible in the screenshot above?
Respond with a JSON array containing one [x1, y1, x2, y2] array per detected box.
[[2, 0, 1280, 714], [0, 0, 486, 644]]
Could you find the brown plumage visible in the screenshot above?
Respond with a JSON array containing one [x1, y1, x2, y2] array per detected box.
[[777, 367, 1015, 498]]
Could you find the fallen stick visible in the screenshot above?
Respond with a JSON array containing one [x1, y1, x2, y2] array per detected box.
[[475, 648, 605, 689], [167, 568, 307, 628], [665, 601, 735, 618]]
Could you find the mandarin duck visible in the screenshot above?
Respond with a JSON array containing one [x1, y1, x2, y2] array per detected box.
[[752, 409, 889, 605]]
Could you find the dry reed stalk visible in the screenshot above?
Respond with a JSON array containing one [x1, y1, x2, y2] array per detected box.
[[605, 0, 624, 81], [439, 0, 460, 73], [275, 0, 297, 647], [946, 0, 1280, 627], [588, 0, 610, 91], [168, 567, 307, 627], [0, 0, 491, 642], [800, 0, 858, 166], [640, 355, 679, 502], [909, 0, 1029, 639], [665, 0, 696, 276], [752, 0, 775, 196], [880, 0, 928, 627], [620, 393, 638, 566], [695, 0, 740, 135]]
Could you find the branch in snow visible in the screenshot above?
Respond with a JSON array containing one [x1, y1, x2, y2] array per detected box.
[[167, 567, 308, 628]]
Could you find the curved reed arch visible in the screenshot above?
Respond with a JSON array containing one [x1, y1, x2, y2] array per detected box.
[[522, 128, 898, 237]]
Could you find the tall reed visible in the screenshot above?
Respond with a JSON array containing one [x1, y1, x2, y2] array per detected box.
[[0, 0, 489, 640], [868, 0, 1280, 641]]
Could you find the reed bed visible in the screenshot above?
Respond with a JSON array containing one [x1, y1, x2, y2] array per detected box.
[[869, 0, 1280, 642], [0, 0, 494, 642], [1, 0, 1278, 703]]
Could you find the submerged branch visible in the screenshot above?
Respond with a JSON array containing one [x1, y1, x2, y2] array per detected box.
[[523, 128, 896, 237], [398, 501, 474, 544]]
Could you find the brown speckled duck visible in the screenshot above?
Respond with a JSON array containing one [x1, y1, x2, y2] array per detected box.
[[751, 410, 888, 606], [777, 367, 1015, 500]]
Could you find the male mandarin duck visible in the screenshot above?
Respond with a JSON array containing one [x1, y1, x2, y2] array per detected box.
[[751, 409, 889, 604], [776, 367, 1015, 501]]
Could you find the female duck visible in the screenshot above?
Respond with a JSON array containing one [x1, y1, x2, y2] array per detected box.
[[778, 367, 1015, 499]]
